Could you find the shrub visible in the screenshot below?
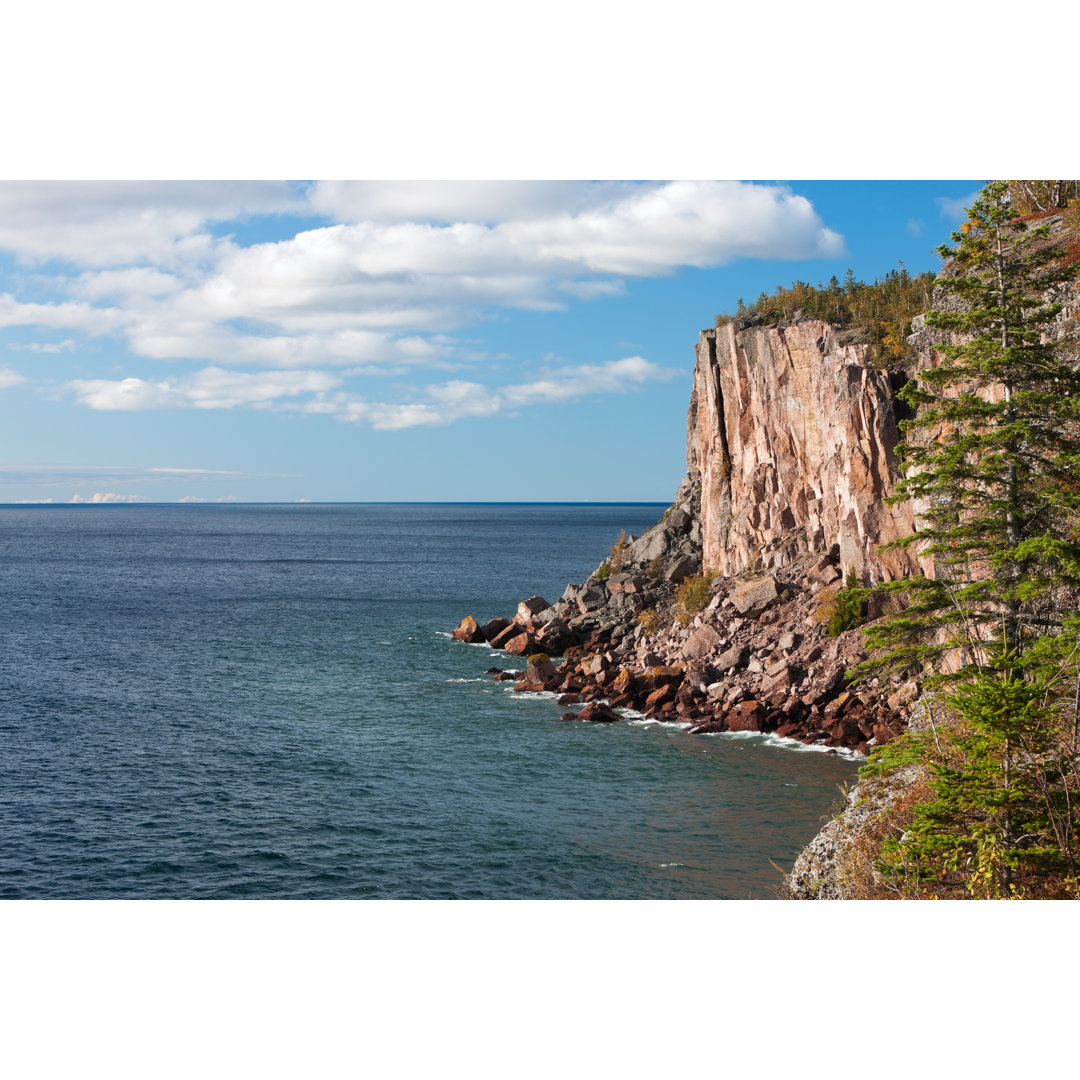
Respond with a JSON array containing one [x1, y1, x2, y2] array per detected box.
[[636, 608, 662, 635], [596, 561, 610, 581], [646, 556, 665, 580], [814, 571, 867, 636], [609, 530, 630, 572], [675, 570, 719, 627]]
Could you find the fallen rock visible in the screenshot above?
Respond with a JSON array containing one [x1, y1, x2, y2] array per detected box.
[[683, 624, 723, 660], [730, 577, 779, 616], [481, 617, 512, 641], [577, 702, 620, 723], [525, 653, 558, 686], [451, 615, 486, 643]]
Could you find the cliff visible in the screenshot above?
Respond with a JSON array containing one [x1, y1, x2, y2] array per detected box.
[[687, 318, 919, 585]]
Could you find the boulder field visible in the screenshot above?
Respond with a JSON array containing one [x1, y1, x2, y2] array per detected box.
[[452, 476, 916, 754]]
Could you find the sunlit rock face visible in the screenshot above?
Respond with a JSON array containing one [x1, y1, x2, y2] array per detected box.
[[686, 319, 919, 584]]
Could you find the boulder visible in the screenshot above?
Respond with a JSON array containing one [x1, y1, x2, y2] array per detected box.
[[451, 615, 486, 643], [516, 596, 551, 626], [730, 577, 779, 616], [525, 653, 558, 686], [664, 554, 700, 583], [683, 624, 723, 660], [481, 617, 512, 641], [490, 623, 524, 650], [727, 700, 767, 732], [504, 633, 537, 657], [714, 644, 749, 673], [577, 702, 620, 723]]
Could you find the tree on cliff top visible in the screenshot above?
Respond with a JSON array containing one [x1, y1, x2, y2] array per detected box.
[[866, 180, 1080, 678], [859, 180, 1080, 897]]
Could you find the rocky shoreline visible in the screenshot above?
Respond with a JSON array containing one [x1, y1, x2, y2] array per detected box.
[[452, 475, 916, 756]]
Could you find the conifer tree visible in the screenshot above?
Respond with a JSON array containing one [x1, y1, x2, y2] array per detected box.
[[865, 180, 1080, 676], [861, 181, 1080, 896]]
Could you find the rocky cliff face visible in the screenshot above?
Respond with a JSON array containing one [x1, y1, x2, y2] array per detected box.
[[687, 319, 920, 584]]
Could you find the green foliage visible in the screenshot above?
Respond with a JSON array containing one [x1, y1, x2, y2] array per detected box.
[[864, 180, 1080, 681], [877, 660, 1080, 898], [675, 570, 718, 627], [827, 571, 869, 637], [855, 182, 1080, 898], [596, 561, 610, 581], [715, 262, 937, 369]]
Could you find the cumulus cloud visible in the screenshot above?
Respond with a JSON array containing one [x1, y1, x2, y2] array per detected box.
[[0, 181, 303, 267], [309, 355, 683, 430], [0, 367, 26, 389], [306, 180, 642, 225], [1, 180, 847, 430], [66, 367, 342, 411], [58, 354, 682, 431], [68, 492, 147, 503]]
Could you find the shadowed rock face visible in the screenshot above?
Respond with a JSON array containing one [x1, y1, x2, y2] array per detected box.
[[686, 319, 920, 584]]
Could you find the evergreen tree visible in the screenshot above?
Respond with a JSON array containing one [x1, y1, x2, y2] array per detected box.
[[861, 181, 1080, 897], [865, 180, 1080, 676]]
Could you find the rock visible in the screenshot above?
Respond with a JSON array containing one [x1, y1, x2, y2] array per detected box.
[[481, 617, 511, 641], [777, 631, 799, 652], [818, 565, 843, 586], [687, 719, 727, 735], [504, 633, 537, 657], [688, 322, 920, 585], [664, 554, 700, 583], [451, 615, 486, 643], [644, 685, 676, 711], [714, 644, 748, 672], [490, 623, 524, 650], [727, 700, 766, 731], [576, 702, 620, 723], [683, 624, 722, 660], [576, 587, 607, 614], [516, 596, 551, 626], [525, 653, 558, 686], [730, 577, 779, 616]]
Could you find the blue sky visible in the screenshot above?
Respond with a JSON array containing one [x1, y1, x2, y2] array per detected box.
[[0, 179, 980, 504]]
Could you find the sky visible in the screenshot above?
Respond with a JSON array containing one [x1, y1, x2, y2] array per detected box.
[[0, 179, 982, 504]]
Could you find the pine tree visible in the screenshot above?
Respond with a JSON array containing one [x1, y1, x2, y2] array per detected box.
[[865, 180, 1080, 677], [860, 181, 1080, 897]]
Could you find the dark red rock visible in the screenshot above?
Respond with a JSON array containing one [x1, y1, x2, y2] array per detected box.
[[644, 685, 675, 711], [490, 624, 523, 650], [525, 653, 558, 686], [504, 633, 535, 657], [557, 693, 586, 706], [577, 702, 619, 723], [687, 719, 727, 735], [451, 615, 486, 643], [481, 617, 512, 641]]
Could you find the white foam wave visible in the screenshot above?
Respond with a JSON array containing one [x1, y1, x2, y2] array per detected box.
[[696, 728, 864, 759]]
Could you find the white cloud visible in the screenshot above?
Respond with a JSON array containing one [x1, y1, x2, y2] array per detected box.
[[905, 218, 924, 238], [66, 367, 342, 411], [312, 355, 683, 431], [306, 181, 642, 224], [0, 181, 303, 267], [0, 367, 26, 389], [68, 492, 147, 503], [59, 353, 682, 431], [0, 463, 253, 486], [7, 339, 77, 353]]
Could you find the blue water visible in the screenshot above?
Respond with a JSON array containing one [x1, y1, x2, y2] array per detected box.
[[0, 504, 855, 899]]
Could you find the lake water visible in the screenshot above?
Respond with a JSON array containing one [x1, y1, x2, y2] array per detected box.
[[0, 503, 855, 899]]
